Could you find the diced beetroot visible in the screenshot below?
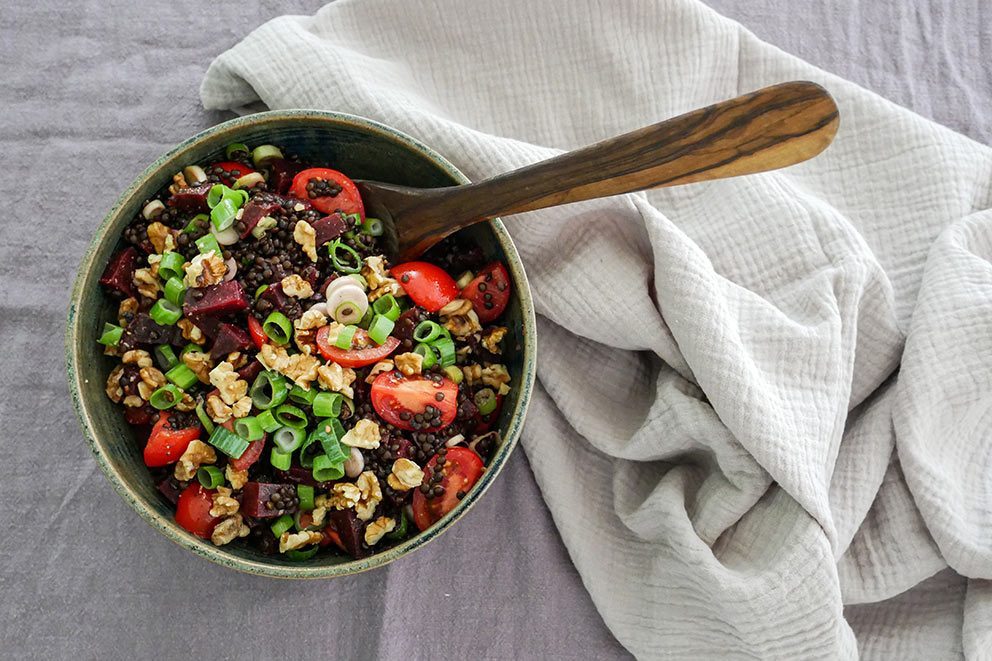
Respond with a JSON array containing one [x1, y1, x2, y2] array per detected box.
[[300, 265, 320, 287], [99, 247, 138, 297], [258, 282, 304, 321], [127, 313, 178, 345], [241, 482, 299, 519], [124, 404, 155, 426], [209, 322, 252, 360], [392, 437, 414, 460], [237, 360, 263, 384], [268, 159, 306, 194], [329, 509, 368, 559], [238, 200, 281, 239], [183, 280, 249, 318], [311, 213, 350, 246], [273, 465, 336, 490], [167, 184, 213, 212], [187, 314, 220, 339], [157, 477, 183, 506]]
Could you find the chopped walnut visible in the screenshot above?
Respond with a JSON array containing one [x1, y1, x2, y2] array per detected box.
[[226, 351, 248, 370], [481, 364, 512, 395], [364, 516, 397, 546], [226, 465, 249, 490], [182, 351, 213, 384], [310, 505, 328, 528], [258, 344, 321, 388], [362, 256, 406, 302], [340, 419, 381, 450], [175, 392, 196, 412], [174, 439, 216, 481], [184, 251, 226, 288], [136, 381, 155, 401], [393, 352, 423, 376], [105, 365, 125, 403], [387, 458, 425, 492], [122, 349, 153, 368], [316, 361, 356, 398], [366, 360, 394, 384], [103, 343, 122, 357], [369, 280, 406, 303], [230, 396, 252, 418], [279, 530, 323, 553], [139, 366, 166, 389], [294, 220, 317, 262], [281, 274, 313, 299], [178, 318, 206, 345], [354, 471, 383, 521], [481, 326, 508, 355], [461, 364, 483, 385], [146, 221, 177, 254], [211, 514, 250, 546], [209, 361, 248, 406], [440, 298, 482, 337], [294, 310, 328, 354], [168, 171, 188, 195], [328, 482, 362, 510], [123, 395, 144, 408], [133, 267, 160, 299], [117, 297, 139, 326], [206, 393, 233, 424], [209, 487, 240, 517]]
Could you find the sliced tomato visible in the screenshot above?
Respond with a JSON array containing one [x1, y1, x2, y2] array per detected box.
[[316, 326, 400, 367], [411, 447, 484, 531], [210, 161, 256, 184], [289, 167, 364, 217], [144, 412, 200, 467], [175, 483, 222, 539], [229, 436, 266, 472], [390, 262, 460, 312], [246, 314, 267, 350], [370, 371, 458, 432], [462, 262, 510, 324]]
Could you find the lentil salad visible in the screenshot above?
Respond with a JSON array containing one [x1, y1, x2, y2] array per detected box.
[[98, 143, 513, 559]]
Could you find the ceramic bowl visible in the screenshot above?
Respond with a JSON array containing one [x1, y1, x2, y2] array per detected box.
[[66, 110, 536, 578]]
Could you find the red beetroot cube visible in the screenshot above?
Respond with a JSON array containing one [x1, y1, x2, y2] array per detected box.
[[99, 247, 138, 297], [209, 322, 252, 360], [183, 280, 249, 318]]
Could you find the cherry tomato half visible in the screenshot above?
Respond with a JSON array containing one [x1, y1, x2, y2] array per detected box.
[[229, 436, 266, 472], [462, 262, 510, 324], [411, 447, 484, 531], [391, 262, 459, 312], [175, 483, 222, 539], [289, 168, 364, 217], [316, 326, 400, 368], [144, 412, 200, 467], [210, 161, 257, 185], [370, 371, 458, 432], [246, 314, 267, 350]]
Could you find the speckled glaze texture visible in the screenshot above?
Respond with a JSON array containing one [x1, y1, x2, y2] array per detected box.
[[65, 110, 536, 578]]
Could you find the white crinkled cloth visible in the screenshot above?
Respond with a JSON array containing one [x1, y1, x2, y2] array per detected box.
[[201, 1, 992, 658]]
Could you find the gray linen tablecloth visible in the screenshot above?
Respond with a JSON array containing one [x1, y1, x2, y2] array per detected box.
[[1, 1, 988, 658]]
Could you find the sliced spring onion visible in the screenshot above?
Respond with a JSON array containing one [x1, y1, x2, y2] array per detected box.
[[367, 314, 395, 345], [327, 283, 368, 325], [183, 165, 207, 186], [256, 409, 281, 433], [339, 396, 355, 420], [474, 387, 498, 415], [372, 294, 401, 322], [250, 216, 277, 239], [298, 432, 321, 469], [195, 401, 215, 435], [272, 425, 306, 453], [413, 342, 437, 369], [270, 447, 292, 471], [357, 306, 374, 330], [286, 546, 320, 561], [206, 184, 229, 209], [413, 320, 443, 343], [233, 172, 265, 189], [274, 403, 308, 429], [154, 344, 179, 371], [196, 465, 224, 489], [343, 212, 363, 227], [225, 142, 249, 159], [254, 283, 269, 300], [251, 144, 283, 167], [210, 222, 239, 246], [158, 251, 185, 282], [311, 419, 347, 460], [270, 513, 295, 538], [312, 454, 345, 482], [262, 311, 292, 345], [183, 213, 210, 234], [142, 199, 165, 220], [312, 392, 343, 418], [297, 484, 315, 512], [97, 323, 124, 347], [288, 384, 317, 406], [210, 197, 238, 231], [443, 365, 464, 384], [165, 363, 198, 390], [149, 384, 183, 410], [334, 325, 357, 350], [149, 299, 182, 326], [207, 424, 249, 459], [349, 273, 368, 289], [234, 416, 265, 441], [455, 270, 474, 289], [250, 371, 289, 410], [362, 217, 384, 237], [195, 233, 222, 256], [385, 509, 409, 541], [328, 239, 362, 273], [432, 336, 457, 367], [181, 342, 201, 356], [164, 276, 186, 306]]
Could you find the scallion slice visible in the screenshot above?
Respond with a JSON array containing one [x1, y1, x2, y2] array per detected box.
[[339, 396, 355, 420], [251, 144, 283, 167], [158, 252, 185, 282], [274, 403, 308, 429], [234, 416, 265, 441], [270, 513, 294, 538], [256, 409, 281, 433], [286, 546, 320, 561], [310, 419, 347, 460], [207, 424, 249, 459], [312, 454, 345, 482], [97, 323, 124, 347], [154, 344, 179, 371], [250, 371, 288, 410], [149, 384, 183, 410], [362, 217, 384, 237], [385, 510, 409, 541], [183, 213, 210, 234], [296, 484, 315, 512], [312, 392, 343, 418], [372, 294, 401, 322], [206, 184, 230, 209], [262, 311, 292, 345], [367, 314, 395, 345], [357, 306, 374, 330], [225, 142, 249, 159], [328, 239, 362, 273], [334, 325, 357, 350], [254, 284, 269, 300], [196, 465, 224, 489], [413, 342, 437, 369], [269, 447, 292, 471], [234, 172, 265, 189], [164, 276, 186, 306], [432, 336, 457, 367], [149, 299, 182, 326], [474, 387, 498, 415], [195, 400, 215, 435], [210, 197, 238, 231], [165, 363, 198, 390], [443, 365, 464, 384], [348, 273, 368, 289], [272, 425, 306, 453], [181, 342, 200, 356], [288, 384, 317, 406], [195, 233, 222, 256], [413, 320, 443, 343]]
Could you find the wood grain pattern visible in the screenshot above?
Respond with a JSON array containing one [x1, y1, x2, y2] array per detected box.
[[358, 81, 840, 259]]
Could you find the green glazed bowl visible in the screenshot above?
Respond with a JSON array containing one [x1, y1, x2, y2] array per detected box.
[[66, 110, 536, 578]]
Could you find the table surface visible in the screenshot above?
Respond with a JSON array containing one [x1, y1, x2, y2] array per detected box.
[[1, 1, 987, 658]]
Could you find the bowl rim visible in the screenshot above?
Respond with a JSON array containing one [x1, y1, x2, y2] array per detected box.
[[65, 109, 537, 578]]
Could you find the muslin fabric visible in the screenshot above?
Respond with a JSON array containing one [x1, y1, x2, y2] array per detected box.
[[201, 1, 992, 657]]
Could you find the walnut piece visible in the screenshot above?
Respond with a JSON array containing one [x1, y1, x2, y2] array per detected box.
[[230, 396, 252, 418], [211, 514, 250, 546], [226, 351, 247, 370], [184, 251, 226, 288], [279, 530, 323, 553], [182, 351, 213, 384], [439, 298, 482, 338], [105, 365, 125, 403], [364, 516, 397, 546], [146, 221, 176, 254], [461, 363, 482, 385], [136, 380, 155, 401], [208, 361, 248, 406], [122, 349, 153, 368], [209, 487, 240, 517], [365, 360, 394, 384], [258, 344, 321, 388], [294, 220, 317, 262], [168, 171, 188, 195], [340, 419, 381, 450], [133, 267, 160, 299], [387, 458, 425, 492], [481, 326, 508, 355], [328, 482, 362, 510], [393, 352, 423, 376], [354, 471, 383, 521], [281, 274, 313, 299], [481, 364, 512, 396], [316, 361, 356, 398], [178, 318, 206, 345], [362, 256, 406, 302], [123, 395, 144, 408], [117, 297, 139, 326], [293, 310, 328, 355], [175, 392, 196, 412], [226, 466, 249, 490], [174, 439, 217, 481], [139, 366, 166, 389], [206, 393, 233, 424]]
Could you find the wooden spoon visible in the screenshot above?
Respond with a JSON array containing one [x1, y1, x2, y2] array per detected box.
[[358, 80, 839, 260]]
